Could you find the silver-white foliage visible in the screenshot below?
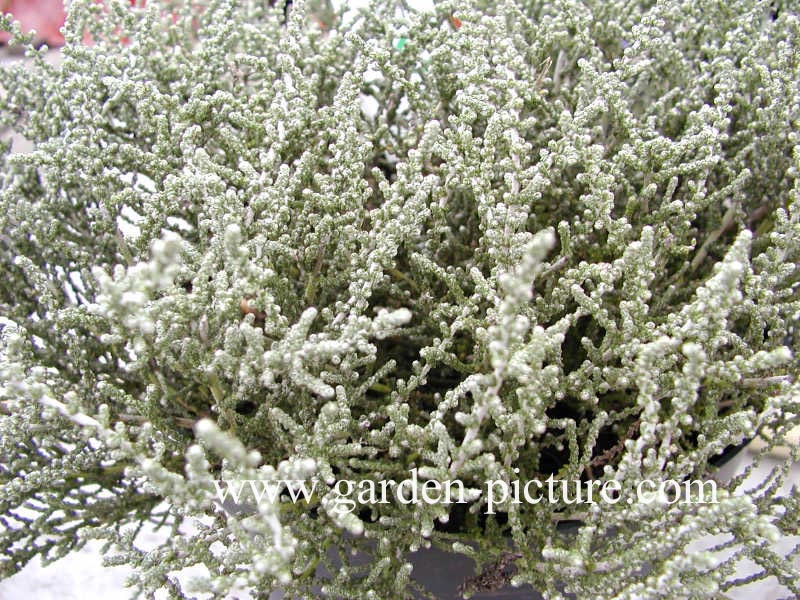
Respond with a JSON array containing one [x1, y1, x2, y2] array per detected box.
[[1, 0, 799, 598]]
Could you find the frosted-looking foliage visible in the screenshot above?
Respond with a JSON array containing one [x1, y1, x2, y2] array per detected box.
[[0, 0, 799, 597]]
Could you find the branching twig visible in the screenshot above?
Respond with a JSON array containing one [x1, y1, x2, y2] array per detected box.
[[588, 418, 641, 470], [457, 551, 523, 598]]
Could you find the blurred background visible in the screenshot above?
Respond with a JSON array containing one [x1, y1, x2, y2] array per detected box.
[[2, 0, 76, 47]]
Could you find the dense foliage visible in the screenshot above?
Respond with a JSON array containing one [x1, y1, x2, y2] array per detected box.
[[1, 0, 799, 597]]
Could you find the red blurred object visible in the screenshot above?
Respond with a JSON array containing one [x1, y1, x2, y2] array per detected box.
[[0, 0, 150, 47], [0, 0, 67, 46], [450, 15, 462, 29]]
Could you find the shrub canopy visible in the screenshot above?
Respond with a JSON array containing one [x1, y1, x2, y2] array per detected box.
[[1, 0, 799, 597]]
